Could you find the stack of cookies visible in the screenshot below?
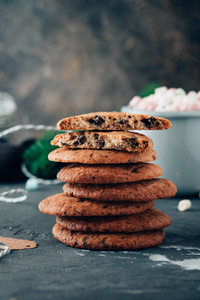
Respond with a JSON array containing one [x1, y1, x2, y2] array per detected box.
[[39, 112, 177, 251]]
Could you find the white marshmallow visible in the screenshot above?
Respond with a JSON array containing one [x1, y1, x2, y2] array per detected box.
[[178, 199, 192, 212]]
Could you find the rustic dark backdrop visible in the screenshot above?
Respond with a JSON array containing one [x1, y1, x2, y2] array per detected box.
[[0, 0, 199, 125]]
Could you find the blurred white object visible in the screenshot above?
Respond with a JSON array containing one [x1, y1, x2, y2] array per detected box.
[[0, 92, 17, 116], [0, 92, 17, 129], [178, 199, 192, 212], [0, 241, 10, 258], [121, 107, 200, 196], [25, 178, 39, 191]]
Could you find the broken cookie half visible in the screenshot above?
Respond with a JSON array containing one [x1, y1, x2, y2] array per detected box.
[[57, 111, 172, 131]]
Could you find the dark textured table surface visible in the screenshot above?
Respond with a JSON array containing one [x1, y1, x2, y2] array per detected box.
[[0, 182, 200, 300]]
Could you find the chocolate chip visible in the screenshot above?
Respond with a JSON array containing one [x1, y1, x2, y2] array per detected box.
[[88, 116, 105, 126], [94, 133, 99, 139], [73, 135, 86, 146], [78, 135, 86, 144], [98, 140, 105, 149], [119, 119, 126, 125], [141, 117, 156, 129], [74, 141, 79, 146], [128, 138, 139, 147]]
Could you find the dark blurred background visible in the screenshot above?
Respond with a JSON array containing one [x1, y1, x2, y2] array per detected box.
[[0, 0, 199, 125]]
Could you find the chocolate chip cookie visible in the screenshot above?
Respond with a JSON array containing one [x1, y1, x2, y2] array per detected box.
[[39, 193, 155, 216], [57, 111, 171, 131], [53, 224, 166, 250], [48, 148, 157, 164], [63, 178, 177, 202], [57, 162, 163, 184], [51, 131, 153, 152], [56, 208, 171, 232]]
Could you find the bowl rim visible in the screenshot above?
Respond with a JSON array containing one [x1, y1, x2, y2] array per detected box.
[[121, 106, 200, 119]]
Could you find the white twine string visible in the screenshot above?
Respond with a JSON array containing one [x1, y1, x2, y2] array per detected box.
[[0, 241, 10, 258], [0, 124, 57, 139], [0, 189, 28, 203]]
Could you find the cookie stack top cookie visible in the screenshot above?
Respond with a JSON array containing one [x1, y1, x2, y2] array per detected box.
[[57, 111, 172, 131]]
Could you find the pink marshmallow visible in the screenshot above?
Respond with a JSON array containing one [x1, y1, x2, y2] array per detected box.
[[155, 86, 167, 94], [129, 96, 142, 108], [192, 102, 200, 110], [178, 102, 191, 111]]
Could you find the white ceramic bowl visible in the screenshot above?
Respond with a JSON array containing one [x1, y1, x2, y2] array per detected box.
[[121, 106, 200, 196]]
